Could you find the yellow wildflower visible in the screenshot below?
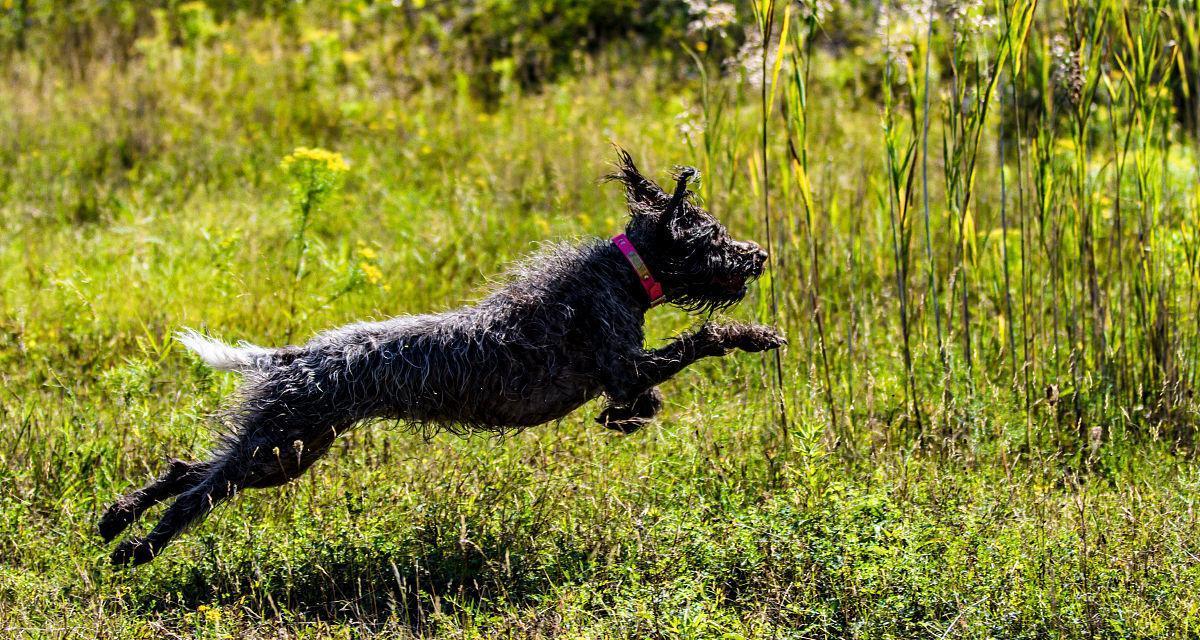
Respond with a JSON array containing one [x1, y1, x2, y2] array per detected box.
[[280, 147, 349, 174], [360, 262, 383, 285], [179, 1, 208, 13], [196, 603, 221, 624]]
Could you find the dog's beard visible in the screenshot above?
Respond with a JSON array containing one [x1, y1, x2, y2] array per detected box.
[[663, 267, 758, 314], [669, 290, 744, 314]]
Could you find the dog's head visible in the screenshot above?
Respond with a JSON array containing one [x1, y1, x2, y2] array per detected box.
[[609, 150, 768, 313]]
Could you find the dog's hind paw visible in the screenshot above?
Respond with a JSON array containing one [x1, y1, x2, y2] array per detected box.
[[98, 505, 135, 542], [110, 537, 158, 567]]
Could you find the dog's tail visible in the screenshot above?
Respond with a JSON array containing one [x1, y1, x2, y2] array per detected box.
[[176, 328, 275, 373]]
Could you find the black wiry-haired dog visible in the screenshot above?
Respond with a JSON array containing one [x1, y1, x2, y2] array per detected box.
[[99, 151, 785, 566]]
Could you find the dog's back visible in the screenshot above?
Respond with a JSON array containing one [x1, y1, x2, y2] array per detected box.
[[227, 244, 613, 432]]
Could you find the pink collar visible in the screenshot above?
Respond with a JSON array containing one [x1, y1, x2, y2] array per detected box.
[[612, 234, 664, 307]]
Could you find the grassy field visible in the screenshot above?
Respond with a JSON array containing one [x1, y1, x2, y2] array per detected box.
[[3, 0, 1200, 637]]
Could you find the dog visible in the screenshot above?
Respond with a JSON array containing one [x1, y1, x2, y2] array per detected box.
[[98, 151, 785, 566]]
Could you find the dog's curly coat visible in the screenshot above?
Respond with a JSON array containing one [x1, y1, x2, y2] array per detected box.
[[99, 151, 785, 566]]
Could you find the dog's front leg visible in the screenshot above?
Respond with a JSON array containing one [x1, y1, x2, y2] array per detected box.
[[597, 322, 784, 430], [597, 387, 663, 433]]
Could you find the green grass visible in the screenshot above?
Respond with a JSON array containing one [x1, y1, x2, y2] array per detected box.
[[3, 1, 1200, 637]]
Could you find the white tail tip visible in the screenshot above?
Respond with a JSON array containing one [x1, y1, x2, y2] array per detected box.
[[176, 328, 270, 373]]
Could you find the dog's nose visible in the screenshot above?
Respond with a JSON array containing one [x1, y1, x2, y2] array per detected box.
[[734, 240, 768, 272], [736, 240, 765, 259], [747, 244, 768, 268]]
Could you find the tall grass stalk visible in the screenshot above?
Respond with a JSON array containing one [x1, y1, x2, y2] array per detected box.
[[1063, 0, 1109, 446], [919, 11, 952, 423], [782, 5, 840, 439], [997, 0, 1038, 398], [1002, 0, 1039, 450], [751, 0, 790, 466], [940, 7, 1011, 395], [880, 12, 923, 433]]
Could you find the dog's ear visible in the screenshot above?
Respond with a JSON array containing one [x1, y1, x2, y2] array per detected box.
[[607, 148, 670, 217], [658, 166, 697, 238]]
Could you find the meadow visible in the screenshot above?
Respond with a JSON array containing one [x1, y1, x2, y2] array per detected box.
[[2, 0, 1200, 637]]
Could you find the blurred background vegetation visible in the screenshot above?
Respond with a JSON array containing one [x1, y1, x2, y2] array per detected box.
[[2, 0, 1200, 638]]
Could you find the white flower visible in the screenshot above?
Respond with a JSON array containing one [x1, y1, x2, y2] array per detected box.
[[876, 0, 932, 67], [726, 29, 777, 87], [946, 0, 998, 40], [676, 109, 704, 143], [686, 1, 738, 37], [796, 0, 831, 23]]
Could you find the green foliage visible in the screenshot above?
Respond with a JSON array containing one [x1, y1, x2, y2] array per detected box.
[[0, 0, 711, 99]]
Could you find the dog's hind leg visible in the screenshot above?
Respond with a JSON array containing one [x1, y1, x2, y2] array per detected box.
[[110, 467, 240, 566], [98, 458, 208, 542], [110, 422, 342, 566], [597, 387, 663, 434]]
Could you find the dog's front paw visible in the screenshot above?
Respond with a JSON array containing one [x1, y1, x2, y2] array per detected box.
[[596, 407, 650, 434], [743, 324, 786, 352], [706, 323, 786, 353], [597, 413, 650, 434]]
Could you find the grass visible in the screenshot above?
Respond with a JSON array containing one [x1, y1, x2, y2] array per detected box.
[[2, 0, 1200, 637]]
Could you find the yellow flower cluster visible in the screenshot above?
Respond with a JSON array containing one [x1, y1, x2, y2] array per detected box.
[[356, 240, 386, 288], [194, 603, 222, 624], [279, 147, 349, 174], [178, 1, 210, 14], [360, 261, 383, 285]]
